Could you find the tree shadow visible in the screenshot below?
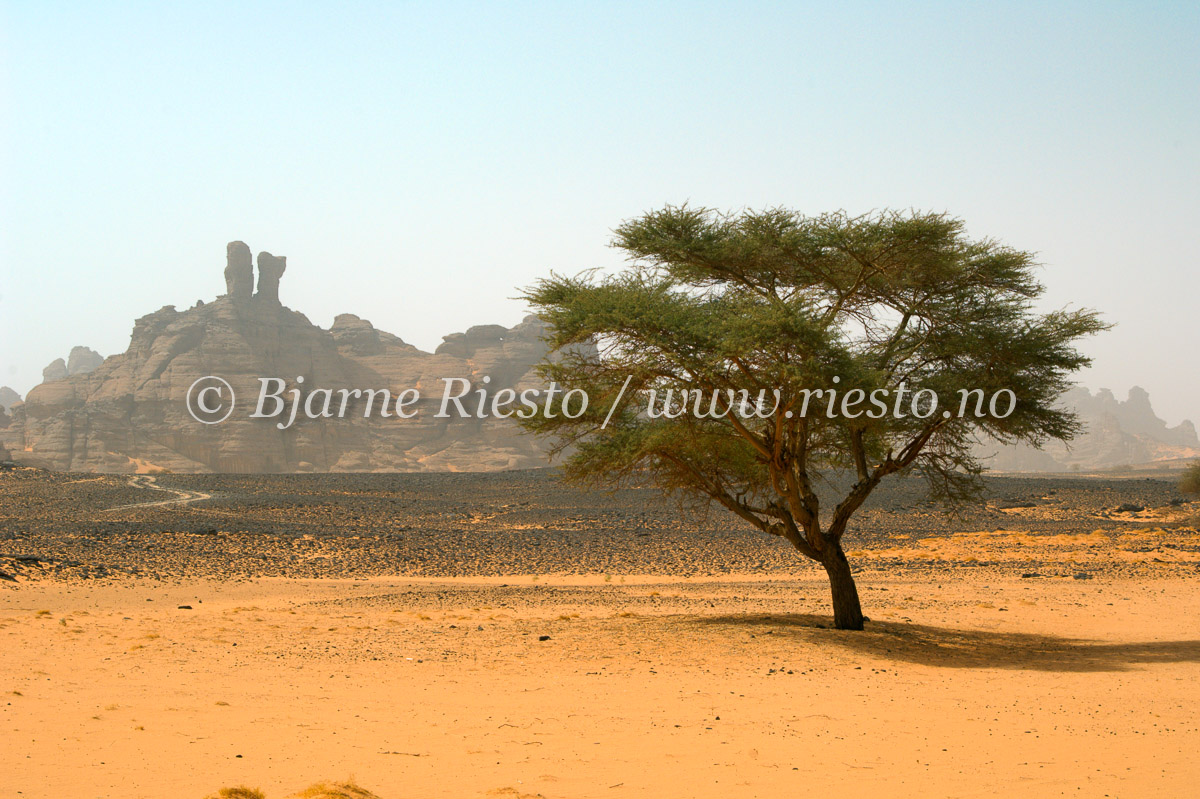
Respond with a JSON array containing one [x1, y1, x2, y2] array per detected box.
[[697, 613, 1200, 672]]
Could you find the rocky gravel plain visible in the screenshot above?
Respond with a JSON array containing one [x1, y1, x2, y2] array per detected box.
[[1, 466, 1195, 583]]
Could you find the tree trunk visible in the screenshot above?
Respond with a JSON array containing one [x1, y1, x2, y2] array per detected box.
[[821, 544, 864, 630]]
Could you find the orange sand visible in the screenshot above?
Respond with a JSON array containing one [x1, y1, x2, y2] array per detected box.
[[3, 572, 1199, 798]]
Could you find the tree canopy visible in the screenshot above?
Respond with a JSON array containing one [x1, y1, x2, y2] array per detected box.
[[521, 206, 1108, 629]]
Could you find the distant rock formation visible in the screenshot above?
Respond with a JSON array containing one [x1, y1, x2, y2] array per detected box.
[[3, 241, 575, 473], [0, 386, 22, 413], [255, 251, 287, 304], [40, 347, 104, 383], [42, 358, 67, 383], [67, 346, 103, 376], [1075, 386, 1197, 448], [329, 314, 414, 356], [224, 240, 253, 301], [979, 386, 1199, 472]]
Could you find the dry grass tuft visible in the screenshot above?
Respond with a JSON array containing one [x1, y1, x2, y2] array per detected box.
[[204, 788, 266, 799], [288, 781, 382, 799], [202, 780, 382, 799]]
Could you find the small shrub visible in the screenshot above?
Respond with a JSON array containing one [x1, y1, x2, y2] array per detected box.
[[1180, 461, 1200, 497]]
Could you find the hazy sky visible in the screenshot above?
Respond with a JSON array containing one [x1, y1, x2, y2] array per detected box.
[[2, 2, 1197, 423]]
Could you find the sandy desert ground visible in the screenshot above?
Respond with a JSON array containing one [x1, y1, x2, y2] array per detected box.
[[2, 466, 1199, 798]]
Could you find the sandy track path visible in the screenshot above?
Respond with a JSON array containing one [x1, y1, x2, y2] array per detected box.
[[103, 474, 212, 511]]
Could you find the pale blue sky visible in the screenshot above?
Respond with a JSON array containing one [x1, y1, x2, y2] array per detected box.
[[2, 1, 1197, 422]]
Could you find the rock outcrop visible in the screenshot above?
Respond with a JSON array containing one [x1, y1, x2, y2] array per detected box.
[[67, 346, 103, 376], [42, 359, 68, 383], [255, 251, 286, 304], [0, 386, 21, 414], [41, 347, 104, 383], [329, 314, 414, 356], [6, 241, 569, 473], [979, 386, 1200, 472], [224, 240, 253, 301]]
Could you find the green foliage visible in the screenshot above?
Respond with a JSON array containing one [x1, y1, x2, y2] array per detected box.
[[521, 206, 1107, 570], [1181, 461, 1200, 497]]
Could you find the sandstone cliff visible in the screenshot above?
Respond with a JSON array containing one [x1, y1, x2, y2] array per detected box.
[[7, 242, 561, 473]]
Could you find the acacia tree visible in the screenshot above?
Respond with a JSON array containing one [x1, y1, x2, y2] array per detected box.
[[521, 207, 1107, 629]]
